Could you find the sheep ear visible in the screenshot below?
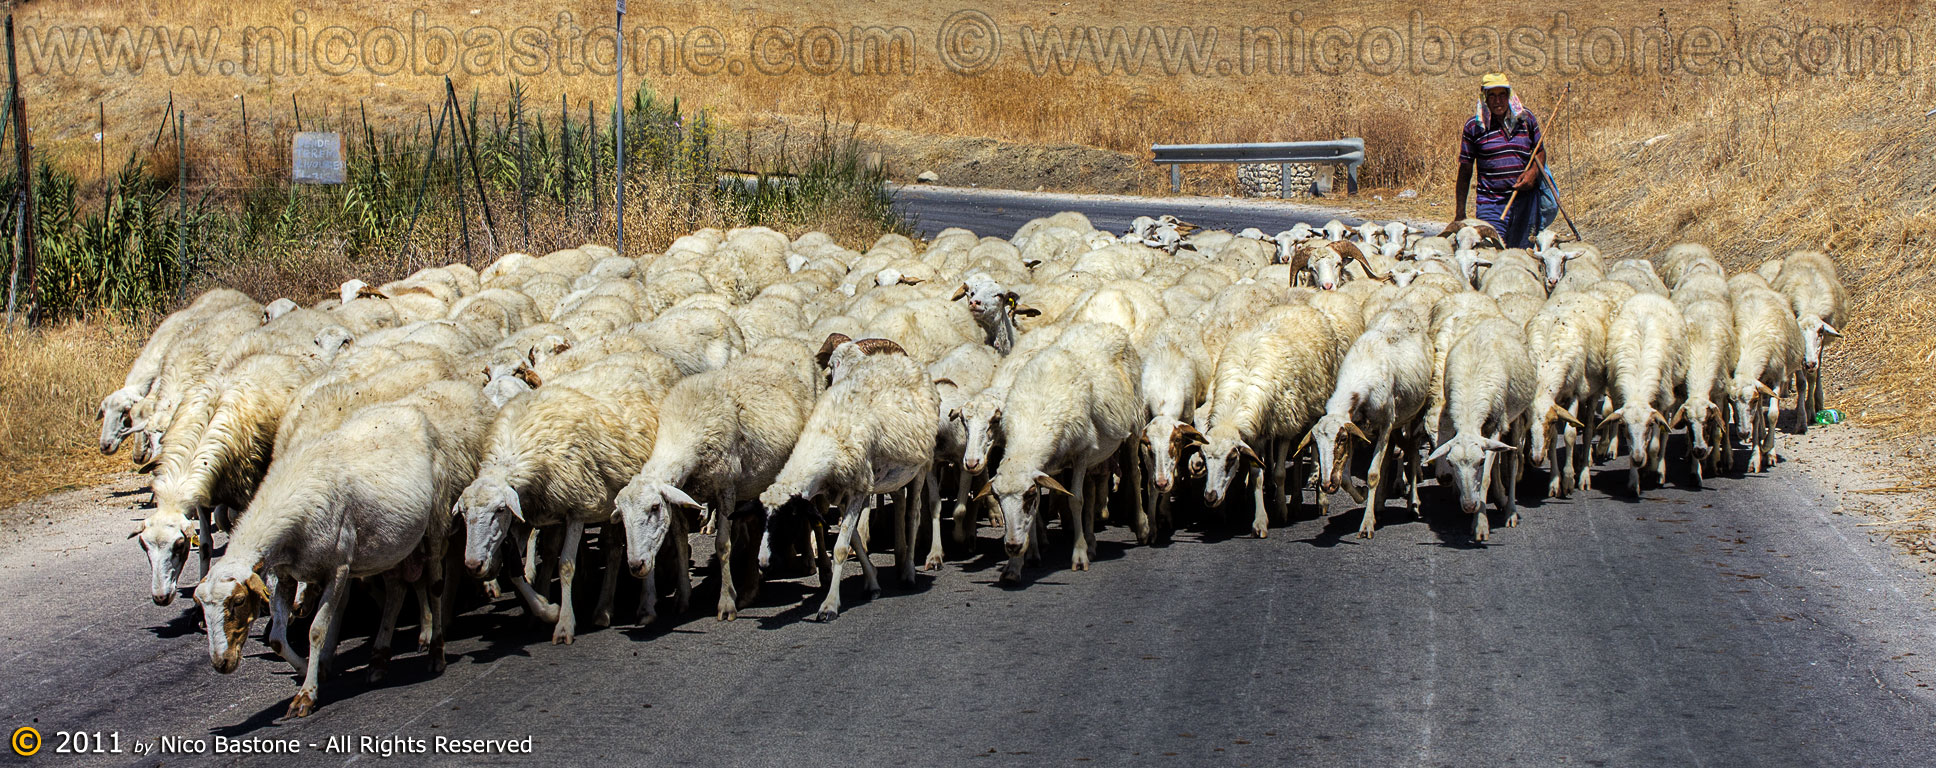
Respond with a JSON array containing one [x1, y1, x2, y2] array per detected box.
[[244, 573, 272, 605], [1484, 438, 1517, 453], [1820, 322, 1843, 339], [1013, 305, 1041, 317], [1669, 406, 1688, 429], [1174, 424, 1207, 446], [1294, 430, 1314, 454], [1563, 251, 1580, 261], [1549, 404, 1585, 429], [1343, 422, 1372, 443], [973, 481, 995, 501], [514, 365, 542, 389], [127, 526, 142, 540], [1755, 381, 1778, 398], [1237, 442, 1263, 464], [1597, 413, 1622, 431], [933, 378, 956, 389], [1472, 258, 1493, 268], [947, 407, 961, 421], [899, 275, 923, 285], [1033, 473, 1073, 496], [952, 284, 969, 301], [1651, 409, 1671, 428], [506, 489, 526, 522]]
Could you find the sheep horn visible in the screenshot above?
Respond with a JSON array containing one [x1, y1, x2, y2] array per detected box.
[[1033, 474, 1073, 496], [815, 333, 852, 368]]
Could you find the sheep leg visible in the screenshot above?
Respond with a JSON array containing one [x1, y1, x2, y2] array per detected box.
[[551, 520, 584, 645], [196, 507, 216, 577], [1068, 468, 1091, 572], [425, 543, 454, 674], [265, 574, 306, 678], [288, 563, 351, 719], [893, 483, 918, 587], [1809, 368, 1824, 416], [669, 508, 693, 616], [637, 568, 658, 626], [1764, 398, 1782, 469], [369, 574, 407, 683], [923, 469, 945, 571], [816, 495, 871, 622], [594, 523, 622, 628], [1360, 430, 1392, 539], [1248, 465, 1270, 539], [496, 534, 562, 624], [950, 465, 977, 546], [1267, 439, 1290, 525], [715, 491, 742, 621], [1124, 444, 1150, 545]]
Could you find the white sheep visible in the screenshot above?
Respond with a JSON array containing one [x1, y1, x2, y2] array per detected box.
[[984, 323, 1143, 581], [1674, 297, 1737, 485], [458, 354, 674, 643], [1523, 292, 1605, 499], [99, 289, 258, 455], [1200, 305, 1342, 538], [1771, 250, 1846, 419], [1425, 316, 1534, 541], [1728, 288, 1805, 472], [194, 379, 489, 718], [1308, 303, 1432, 538], [757, 338, 939, 621], [1137, 317, 1214, 544], [1599, 293, 1688, 492], [615, 349, 818, 622]]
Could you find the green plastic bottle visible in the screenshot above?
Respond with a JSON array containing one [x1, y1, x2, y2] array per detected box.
[[1814, 409, 1845, 425]]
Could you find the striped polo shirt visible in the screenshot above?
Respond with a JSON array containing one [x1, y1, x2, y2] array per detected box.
[[1459, 110, 1541, 203]]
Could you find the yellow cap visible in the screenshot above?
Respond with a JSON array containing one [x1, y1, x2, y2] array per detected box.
[[1481, 72, 1511, 90]]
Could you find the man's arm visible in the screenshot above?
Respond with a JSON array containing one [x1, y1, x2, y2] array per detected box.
[[1454, 160, 1474, 221], [1514, 145, 1546, 190]]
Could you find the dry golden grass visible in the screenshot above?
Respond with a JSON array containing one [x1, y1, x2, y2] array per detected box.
[[0, 321, 141, 509]]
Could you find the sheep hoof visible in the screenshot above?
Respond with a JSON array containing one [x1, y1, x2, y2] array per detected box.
[[551, 628, 575, 645], [813, 608, 840, 622], [367, 651, 392, 683], [429, 649, 447, 675], [1506, 512, 1521, 528], [716, 606, 737, 622], [923, 554, 944, 571], [286, 692, 316, 719], [997, 565, 1022, 585], [1252, 524, 1269, 539]]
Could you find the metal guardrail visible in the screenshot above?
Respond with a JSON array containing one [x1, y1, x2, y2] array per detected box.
[[1151, 138, 1366, 197]]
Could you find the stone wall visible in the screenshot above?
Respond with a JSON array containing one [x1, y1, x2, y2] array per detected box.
[[1236, 163, 1331, 198]]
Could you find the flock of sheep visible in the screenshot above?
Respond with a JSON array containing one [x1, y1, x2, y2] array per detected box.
[[94, 211, 1844, 718]]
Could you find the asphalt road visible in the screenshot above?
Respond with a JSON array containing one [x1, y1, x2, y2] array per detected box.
[[892, 184, 1395, 240], [1, 189, 1932, 767]]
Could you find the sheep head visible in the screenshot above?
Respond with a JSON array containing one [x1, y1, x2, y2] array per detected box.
[[1597, 403, 1670, 472], [1797, 315, 1843, 371], [1536, 246, 1579, 290], [193, 562, 271, 675], [457, 478, 523, 579], [1424, 433, 1515, 518], [1143, 417, 1205, 493], [134, 509, 198, 605], [615, 479, 702, 578], [98, 385, 144, 455], [957, 391, 1005, 474], [1200, 433, 1263, 508], [990, 470, 1072, 561], [1307, 412, 1370, 495], [262, 297, 299, 322]]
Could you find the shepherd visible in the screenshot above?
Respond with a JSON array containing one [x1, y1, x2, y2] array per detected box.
[[1453, 73, 1555, 248]]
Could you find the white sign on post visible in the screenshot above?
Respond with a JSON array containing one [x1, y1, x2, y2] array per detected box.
[[292, 132, 346, 184]]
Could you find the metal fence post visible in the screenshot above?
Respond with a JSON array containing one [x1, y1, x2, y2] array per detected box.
[[1168, 164, 1180, 193]]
